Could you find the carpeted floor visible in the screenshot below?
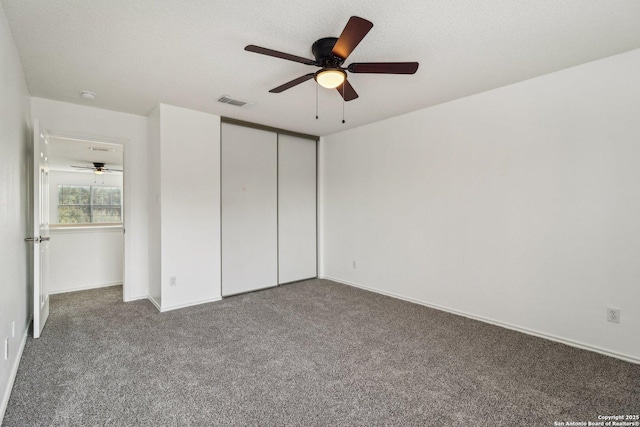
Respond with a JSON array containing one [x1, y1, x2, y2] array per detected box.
[[3, 279, 639, 426]]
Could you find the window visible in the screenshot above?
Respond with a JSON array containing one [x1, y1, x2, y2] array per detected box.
[[57, 185, 122, 224]]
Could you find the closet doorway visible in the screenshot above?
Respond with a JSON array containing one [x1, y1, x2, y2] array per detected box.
[[221, 120, 317, 296]]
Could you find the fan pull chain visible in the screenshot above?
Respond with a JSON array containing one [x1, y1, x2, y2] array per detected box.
[[315, 84, 318, 120], [342, 84, 346, 124]]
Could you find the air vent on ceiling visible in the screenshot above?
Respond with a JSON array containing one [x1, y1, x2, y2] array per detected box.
[[217, 95, 255, 108]]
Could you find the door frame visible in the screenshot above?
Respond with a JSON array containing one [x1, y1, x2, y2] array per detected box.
[[42, 129, 130, 301]]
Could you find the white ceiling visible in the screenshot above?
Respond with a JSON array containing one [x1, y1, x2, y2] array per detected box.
[[47, 136, 123, 173], [3, 1, 640, 136]]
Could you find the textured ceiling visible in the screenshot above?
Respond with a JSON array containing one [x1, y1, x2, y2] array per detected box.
[[3, 1, 640, 136], [47, 136, 123, 173]]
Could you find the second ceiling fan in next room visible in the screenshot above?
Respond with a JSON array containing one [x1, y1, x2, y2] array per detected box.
[[71, 162, 122, 175], [245, 16, 419, 102]]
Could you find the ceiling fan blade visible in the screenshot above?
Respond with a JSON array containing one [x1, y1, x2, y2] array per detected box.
[[104, 168, 123, 172], [245, 45, 316, 66], [348, 62, 419, 74], [332, 16, 373, 60], [336, 79, 359, 101], [70, 165, 94, 170], [269, 73, 315, 93]]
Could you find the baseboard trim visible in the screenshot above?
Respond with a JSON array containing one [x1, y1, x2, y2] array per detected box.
[[0, 321, 29, 423], [124, 294, 148, 303], [160, 296, 222, 313], [148, 296, 162, 311], [49, 281, 123, 295], [321, 276, 640, 365]]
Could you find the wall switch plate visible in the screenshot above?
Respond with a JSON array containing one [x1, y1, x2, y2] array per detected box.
[[352, 260, 357, 269], [170, 276, 177, 287], [607, 308, 620, 323]]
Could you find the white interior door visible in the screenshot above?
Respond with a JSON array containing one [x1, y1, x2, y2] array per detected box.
[[29, 120, 50, 338], [278, 135, 317, 284], [221, 123, 278, 296]]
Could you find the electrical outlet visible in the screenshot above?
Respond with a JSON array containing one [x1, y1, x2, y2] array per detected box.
[[352, 260, 357, 269], [170, 276, 177, 287], [607, 308, 620, 324]]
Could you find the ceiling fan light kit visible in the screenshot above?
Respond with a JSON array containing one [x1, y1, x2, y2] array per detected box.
[[314, 69, 346, 89], [245, 15, 419, 122]]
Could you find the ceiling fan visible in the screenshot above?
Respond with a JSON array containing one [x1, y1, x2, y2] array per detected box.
[[71, 162, 122, 175], [245, 16, 419, 101]]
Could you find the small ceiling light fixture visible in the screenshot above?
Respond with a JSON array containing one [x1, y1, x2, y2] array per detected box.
[[314, 69, 346, 89], [80, 90, 96, 100], [94, 168, 105, 175]]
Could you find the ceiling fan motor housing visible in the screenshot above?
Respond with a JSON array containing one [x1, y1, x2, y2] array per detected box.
[[312, 37, 344, 68]]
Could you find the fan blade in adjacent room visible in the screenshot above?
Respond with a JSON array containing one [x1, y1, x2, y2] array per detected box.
[[348, 62, 419, 74], [332, 16, 373, 60], [269, 73, 316, 93], [245, 45, 316, 65], [336, 79, 358, 101]]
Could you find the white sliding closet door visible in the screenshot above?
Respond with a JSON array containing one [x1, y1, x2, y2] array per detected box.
[[221, 123, 278, 296], [278, 134, 317, 284]]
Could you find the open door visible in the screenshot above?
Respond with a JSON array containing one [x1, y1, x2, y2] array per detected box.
[[26, 120, 50, 338]]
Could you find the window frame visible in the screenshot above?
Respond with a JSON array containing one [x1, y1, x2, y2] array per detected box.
[[56, 184, 123, 226]]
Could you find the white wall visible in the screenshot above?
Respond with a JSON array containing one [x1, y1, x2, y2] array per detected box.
[[49, 227, 123, 294], [31, 98, 148, 301], [321, 48, 640, 363], [0, 5, 31, 420], [147, 104, 221, 311]]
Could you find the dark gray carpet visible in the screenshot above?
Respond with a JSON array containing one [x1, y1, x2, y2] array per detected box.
[[3, 279, 639, 426]]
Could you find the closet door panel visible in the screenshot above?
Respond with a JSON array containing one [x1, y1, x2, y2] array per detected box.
[[221, 123, 278, 296], [278, 134, 317, 284]]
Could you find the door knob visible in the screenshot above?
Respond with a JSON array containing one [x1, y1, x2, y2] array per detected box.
[[24, 236, 50, 242]]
